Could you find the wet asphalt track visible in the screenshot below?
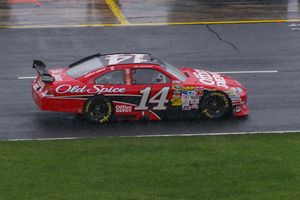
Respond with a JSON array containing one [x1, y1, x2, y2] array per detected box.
[[0, 23, 300, 140]]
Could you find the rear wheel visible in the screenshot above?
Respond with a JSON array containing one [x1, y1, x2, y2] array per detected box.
[[201, 91, 231, 119], [84, 96, 113, 123]]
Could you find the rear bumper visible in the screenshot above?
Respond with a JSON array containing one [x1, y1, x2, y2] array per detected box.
[[32, 86, 86, 113]]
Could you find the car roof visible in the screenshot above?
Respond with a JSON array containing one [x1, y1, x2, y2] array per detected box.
[[69, 53, 162, 68]]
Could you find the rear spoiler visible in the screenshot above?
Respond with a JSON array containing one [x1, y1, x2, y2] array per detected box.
[[32, 60, 54, 82]]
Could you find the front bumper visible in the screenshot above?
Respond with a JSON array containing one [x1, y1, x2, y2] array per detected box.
[[233, 104, 249, 117], [231, 90, 248, 117]]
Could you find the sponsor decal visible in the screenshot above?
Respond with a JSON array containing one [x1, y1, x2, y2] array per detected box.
[[189, 95, 200, 104], [172, 85, 203, 94], [173, 90, 181, 95], [115, 105, 133, 113], [234, 106, 242, 113], [229, 95, 241, 101], [171, 84, 182, 106], [171, 94, 182, 106], [182, 86, 194, 91], [181, 90, 201, 111], [187, 91, 195, 95], [181, 91, 191, 110], [171, 85, 202, 109], [125, 68, 131, 85], [193, 70, 228, 89], [33, 83, 40, 91], [55, 84, 125, 94], [172, 84, 182, 90], [195, 87, 204, 94], [225, 89, 241, 104]]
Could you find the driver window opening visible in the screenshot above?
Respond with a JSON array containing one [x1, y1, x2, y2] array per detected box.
[[132, 69, 170, 85]]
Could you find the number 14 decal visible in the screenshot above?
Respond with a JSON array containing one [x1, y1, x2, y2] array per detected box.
[[135, 87, 170, 110]]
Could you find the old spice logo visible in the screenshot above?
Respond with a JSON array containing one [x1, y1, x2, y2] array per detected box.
[[193, 70, 228, 89], [56, 84, 125, 94]]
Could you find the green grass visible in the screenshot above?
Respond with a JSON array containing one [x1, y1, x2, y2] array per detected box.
[[1, 134, 300, 200]]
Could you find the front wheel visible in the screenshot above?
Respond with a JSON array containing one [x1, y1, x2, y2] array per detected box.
[[84, 96, 113, 123], [201, 91, 231, 119]]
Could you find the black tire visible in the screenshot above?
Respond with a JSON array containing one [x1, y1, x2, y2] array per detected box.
[[84, 96, 113, 123], [201, 91, 231, 119]]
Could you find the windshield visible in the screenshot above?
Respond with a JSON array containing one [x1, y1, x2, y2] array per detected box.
[[67, 57, 104, 78], [161, 61, 186, 82]]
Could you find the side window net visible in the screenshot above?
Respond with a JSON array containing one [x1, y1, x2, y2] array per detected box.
[[132, 69, 170, 85]]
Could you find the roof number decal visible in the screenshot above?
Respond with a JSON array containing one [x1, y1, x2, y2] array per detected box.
[[105, 54, 148, 65]]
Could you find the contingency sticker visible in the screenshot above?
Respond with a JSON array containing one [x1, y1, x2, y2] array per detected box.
[[171, 85, 203, 110]]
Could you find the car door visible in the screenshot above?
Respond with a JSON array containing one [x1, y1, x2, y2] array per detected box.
[[91, 69, 127, 96], [129, 67, 172, 119]]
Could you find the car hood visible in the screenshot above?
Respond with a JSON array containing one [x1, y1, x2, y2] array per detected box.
[[179, 68, 245, 90]]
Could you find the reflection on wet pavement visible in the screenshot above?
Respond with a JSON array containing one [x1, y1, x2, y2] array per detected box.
[[0, 0, 118, 26], [120, 0, 300, 23], [0, 0, 300, 26]]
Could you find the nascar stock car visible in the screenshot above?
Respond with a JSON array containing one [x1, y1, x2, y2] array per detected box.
[[32, 53, 248, 123]]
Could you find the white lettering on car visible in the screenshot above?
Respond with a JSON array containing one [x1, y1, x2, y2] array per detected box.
[[193, 70, 228, 88], [135, 87, 170, 110], [105, 54, 148, 65], [133, 54, 148, 63], [55, 84, 125, 94], [115, 105, 132, 113], [211, 73, 228, 88]]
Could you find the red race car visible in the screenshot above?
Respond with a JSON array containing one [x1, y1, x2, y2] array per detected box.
[[32, 53, 248, 123]]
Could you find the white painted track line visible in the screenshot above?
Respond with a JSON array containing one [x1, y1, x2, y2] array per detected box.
[[17, 76, 36, 80], [127, 130, 300, 138], [3, 130, 300, 141], [216, 70, 278, 74], [5, 137, 88, 142]]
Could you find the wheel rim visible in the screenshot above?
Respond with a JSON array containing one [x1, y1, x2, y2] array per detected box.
[[89, 100, 110, 121], [206, 95, 228, 115]]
